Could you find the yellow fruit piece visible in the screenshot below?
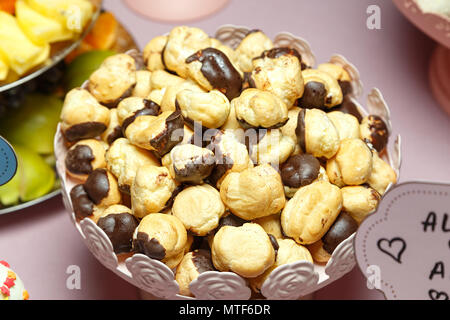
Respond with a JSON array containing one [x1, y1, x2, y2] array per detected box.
[[0, 69, 19, 86], [0, 11, 50, 76], [16, 0, 74, 45], [0, 52, 9, 81], [66, 0, 95, 33], [26, 0, 94, 33]]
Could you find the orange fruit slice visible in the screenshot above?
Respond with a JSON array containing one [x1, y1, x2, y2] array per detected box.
[[0, 0, 17, 14], [84, 11, 118, 50]]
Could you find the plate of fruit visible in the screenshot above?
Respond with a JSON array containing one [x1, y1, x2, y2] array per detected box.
[[0, 1, 139, 214], [0, 0, 102, 91]]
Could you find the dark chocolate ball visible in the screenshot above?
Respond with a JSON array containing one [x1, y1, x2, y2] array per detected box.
[[280, 154, 320, 188], [97, 212, 139, 254], [65, 145, 94, 175], [298, 81, 327, 109], [322, 211, 358, 254]]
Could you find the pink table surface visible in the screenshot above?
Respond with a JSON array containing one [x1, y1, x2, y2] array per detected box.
[[1, 0, 449, 300]]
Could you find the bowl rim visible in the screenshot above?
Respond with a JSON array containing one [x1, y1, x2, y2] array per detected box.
[[0, 189, 61, 216]]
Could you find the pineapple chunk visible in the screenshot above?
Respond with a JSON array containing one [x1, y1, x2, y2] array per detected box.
[[29, 43, 51, 68], [25, 0, 94, 33], [0, 69, 19, 86], [0, 11, 50, 76], [0, 52, 9, 81], [16, 0, 74, 45], [65, 0, 94, 33]]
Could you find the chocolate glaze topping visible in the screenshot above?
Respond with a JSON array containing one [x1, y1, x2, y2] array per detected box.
[[295, 109, 307, 153], [84, 168, 110, 205], [330, 95, 363, 122], [134, 232, 166, 260], [64, 122, 107, 143], [322, 211, 358, 255], [150, 110, 184, 157], [161, 43, 168, 70], [122, 99, 161, 133], [186, 47, 242, 101], [207, 155, 234, 187], [97, 213, 139, 254], [298, 81, 327, 109], [365, 115, 388, 152], [258, 47, 303, 64], [338, 80, 352, 96], [65, 145, 94, 175], [107, 126, 123, 145], [237, 117, 289, 130], [268, 234, 279, 256], [70, 184, 94, 220], [280, 154, 320, 188]]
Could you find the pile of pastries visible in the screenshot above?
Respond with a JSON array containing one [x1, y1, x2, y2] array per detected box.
[[61, 26, 397, 296]]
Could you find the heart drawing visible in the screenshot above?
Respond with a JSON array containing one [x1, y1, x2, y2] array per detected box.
[[428, 290, 449, 300], [377, 237, 407, 264]]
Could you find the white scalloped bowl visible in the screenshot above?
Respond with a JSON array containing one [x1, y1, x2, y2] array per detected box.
[[54, 25, 402, 300]]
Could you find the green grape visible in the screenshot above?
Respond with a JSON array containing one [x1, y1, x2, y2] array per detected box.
[[0, 171, 20, 206], [13, 145, 55, 202], [0, 145, 55, 206], [0, 93, 63, 155]]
